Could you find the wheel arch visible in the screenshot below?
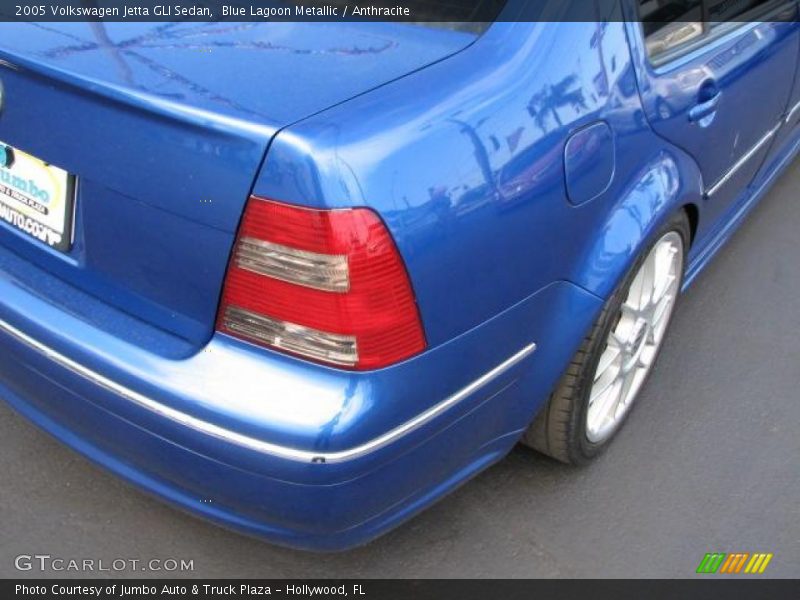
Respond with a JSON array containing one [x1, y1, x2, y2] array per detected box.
[[683, 201, 700, 245], [569, 149, 704, 301]]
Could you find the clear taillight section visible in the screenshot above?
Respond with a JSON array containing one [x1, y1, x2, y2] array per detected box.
[[217, 196, 426, 370], [235, 237, 350, 293]]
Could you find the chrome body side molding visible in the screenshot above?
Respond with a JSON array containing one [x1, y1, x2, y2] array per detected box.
[[0, 315, 535, 464]]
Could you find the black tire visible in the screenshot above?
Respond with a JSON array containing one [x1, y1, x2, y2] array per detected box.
[[521, 210, 691, 464]]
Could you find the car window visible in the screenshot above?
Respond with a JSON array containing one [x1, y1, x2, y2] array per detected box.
[[640, 0, 704, 59], [639, 0, 781, 61]]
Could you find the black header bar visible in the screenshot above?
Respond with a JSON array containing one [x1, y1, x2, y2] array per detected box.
[[4, 579, 800, 600], [0, 0, 797, 23]]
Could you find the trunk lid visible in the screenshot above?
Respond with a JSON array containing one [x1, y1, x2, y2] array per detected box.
[[0, 22, 475, 347]]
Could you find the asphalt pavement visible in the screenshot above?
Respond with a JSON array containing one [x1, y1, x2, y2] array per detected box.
[[1, 162, 799, 579]]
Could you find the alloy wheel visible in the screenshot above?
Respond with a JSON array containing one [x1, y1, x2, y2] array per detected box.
[[585, 231, 684, 444]]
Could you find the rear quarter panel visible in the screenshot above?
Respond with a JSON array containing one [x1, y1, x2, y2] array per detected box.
[[255, 20, 705, 347]]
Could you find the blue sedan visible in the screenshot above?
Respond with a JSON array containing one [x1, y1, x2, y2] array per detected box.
[[0, 1, 797, 550]]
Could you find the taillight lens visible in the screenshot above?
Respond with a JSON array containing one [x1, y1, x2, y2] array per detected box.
[[217, 196, 426, 370]]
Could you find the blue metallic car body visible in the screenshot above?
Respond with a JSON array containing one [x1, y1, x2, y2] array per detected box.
[[1, 3, 799, 549]]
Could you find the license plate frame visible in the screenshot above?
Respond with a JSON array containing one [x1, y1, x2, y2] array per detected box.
[[0, 140, 75, 253]]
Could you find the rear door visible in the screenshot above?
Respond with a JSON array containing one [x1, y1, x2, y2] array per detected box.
[[627, 0, 798, 225]]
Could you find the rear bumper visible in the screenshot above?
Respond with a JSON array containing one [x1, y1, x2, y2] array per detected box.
[[0, 337, 528, 551], [0, 254, 602, 550]]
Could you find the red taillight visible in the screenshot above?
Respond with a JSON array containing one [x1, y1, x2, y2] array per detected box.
[[217, 196, 427, 370]]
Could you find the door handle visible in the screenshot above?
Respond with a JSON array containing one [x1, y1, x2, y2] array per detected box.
[[689, 90, 721, 124]]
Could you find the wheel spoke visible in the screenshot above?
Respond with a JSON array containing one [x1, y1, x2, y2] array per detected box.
[[621, 301, 641, 321], [590, 361, 619, 405], [590, 376, 622, 433], [651, 293, 673, 334], [639, 344, 656, 368], [616, 368, 636, 414], [595, 344, 621, 383], [653, 272, 676, 305], [608, 329, 627, 350]]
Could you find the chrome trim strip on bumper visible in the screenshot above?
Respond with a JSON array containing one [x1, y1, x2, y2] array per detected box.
[[0, 316, 535, 464], [705, 124, 780, 198]]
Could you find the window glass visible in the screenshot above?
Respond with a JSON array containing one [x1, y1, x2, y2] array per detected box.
[[639, 0, 777, 60], [640, 0, 704, 58]]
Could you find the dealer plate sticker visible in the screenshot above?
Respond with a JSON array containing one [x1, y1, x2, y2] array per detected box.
[[0, 140, 74, 252]]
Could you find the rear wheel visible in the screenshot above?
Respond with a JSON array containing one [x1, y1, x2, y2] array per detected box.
[[522, 211, 689, 464]]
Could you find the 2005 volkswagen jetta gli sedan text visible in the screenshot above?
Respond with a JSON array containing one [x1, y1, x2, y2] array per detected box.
[[1, 0, 798, 550]]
